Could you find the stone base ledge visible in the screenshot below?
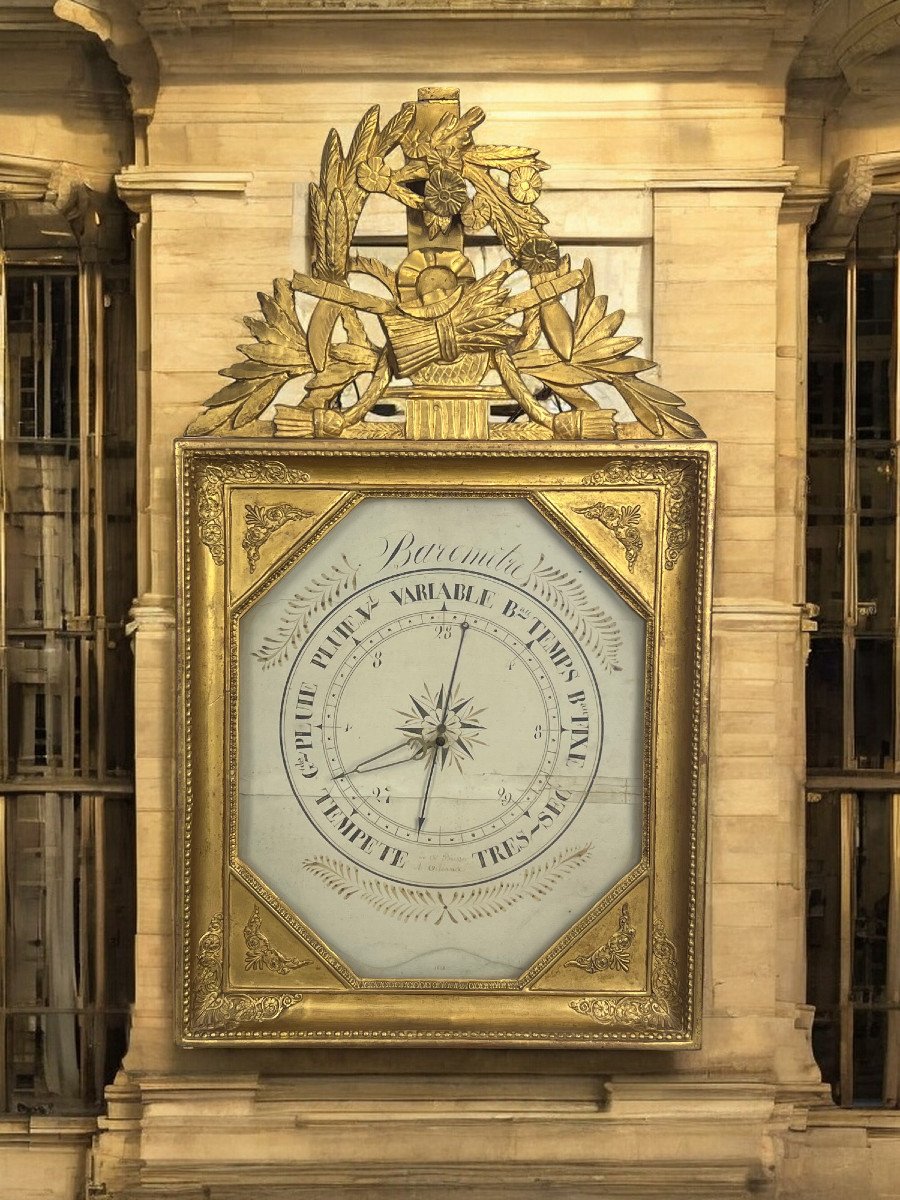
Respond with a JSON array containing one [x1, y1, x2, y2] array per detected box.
[[126, 1160, 765, 1199], [88, 1073, 795, 1198]]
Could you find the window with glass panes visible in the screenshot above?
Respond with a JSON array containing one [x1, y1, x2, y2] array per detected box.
[[0, 201, 135, 1113], [806, 199, 900, 1108]]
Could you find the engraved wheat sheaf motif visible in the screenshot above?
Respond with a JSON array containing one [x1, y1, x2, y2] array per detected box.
[[253, 555, 359, 669], [302, 845, 593, 926], [522, 555, 622, 673]]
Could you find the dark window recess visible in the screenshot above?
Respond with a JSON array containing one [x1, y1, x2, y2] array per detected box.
[[806, 516, 844, 629], [6, 275, 79, 441], [856, 268, 894, 442], [805, 202, 899, 1108], [807, 639, 844, 769], [854, 640, 894, 769], [808, 261, 847, 440], [1, 238, 136, 1114]]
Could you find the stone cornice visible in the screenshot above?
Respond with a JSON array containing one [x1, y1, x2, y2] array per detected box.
[[780, 182, 829, 226], [869, 149, 900, 192], [0, 3, 79, 32], [115, 167, 253, 213], [135, 0, 811, 80], [0, 1115, 97, 1144], [501, 165, 798, 191], [0, 154, 55, 202], [136, 0, 804, 26], [712, 601, 807, 634], [127, 595, 175, 635], [0, 153, 114, 210]]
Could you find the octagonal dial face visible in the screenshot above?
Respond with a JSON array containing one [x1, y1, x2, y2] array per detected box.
[[281, 571, 601, 888], [238, 498, 646, 980]]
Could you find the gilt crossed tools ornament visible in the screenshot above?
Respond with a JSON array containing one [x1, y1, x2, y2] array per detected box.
[[190, 87, 704, 443]]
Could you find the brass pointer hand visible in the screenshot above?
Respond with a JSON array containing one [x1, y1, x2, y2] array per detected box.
[[416, 621, 470, 833], [334, 740, 425, 780]]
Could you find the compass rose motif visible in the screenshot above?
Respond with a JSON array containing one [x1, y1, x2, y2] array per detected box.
[[397, 684, 486, 770]]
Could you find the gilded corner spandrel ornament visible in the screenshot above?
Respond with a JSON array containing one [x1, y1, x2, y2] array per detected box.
[[243, 905, 310, 975], [192, 913, 302, 1032], [185, 89, 705, 443], [566, 902, 636, 974], [193, 458, 310, 564], [574, 503, 643, 572], [581, 459, 697, 570], [569, 915, 681, 1032], [242, 502, 313, 572]]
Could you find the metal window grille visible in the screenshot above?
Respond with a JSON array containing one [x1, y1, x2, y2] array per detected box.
[[0, 215, 136, 1113], [806, 201, 900, 1107]]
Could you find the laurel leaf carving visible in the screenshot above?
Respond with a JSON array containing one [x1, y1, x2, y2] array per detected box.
[[375, 102, 415, 156]]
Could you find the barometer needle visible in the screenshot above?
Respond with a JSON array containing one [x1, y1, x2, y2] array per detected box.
[[334, 740, 423, 780], [416, 621, 469, 832]]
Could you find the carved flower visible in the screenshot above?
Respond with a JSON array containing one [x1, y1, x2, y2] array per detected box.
[[509, 165, 542, 204], [425, 142, 465, 173], [356, 157, 393, 194], [517, 236, 560, 276], [461, 192, 492, 232], [401, 128, 432, 162], [424, 168, 469, 218]]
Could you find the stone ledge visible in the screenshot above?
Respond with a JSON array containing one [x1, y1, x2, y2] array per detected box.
[[131, 1159, 765, 1199], [116, 170, 253, 213], [0, 1115, 97, 1145]]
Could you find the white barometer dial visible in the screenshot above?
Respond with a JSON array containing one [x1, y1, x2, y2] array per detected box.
[[282, 572, 602, 885], [238, 498, 647, 979]]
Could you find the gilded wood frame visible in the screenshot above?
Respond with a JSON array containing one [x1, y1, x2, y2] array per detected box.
[[176, 437, 714, 1047]]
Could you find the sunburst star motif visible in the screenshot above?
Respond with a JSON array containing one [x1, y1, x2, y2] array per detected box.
[[397, 684, 486, 769]]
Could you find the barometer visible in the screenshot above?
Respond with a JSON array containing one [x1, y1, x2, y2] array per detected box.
[[177, 88, 714, 1046], [240, 496, 643, 980]]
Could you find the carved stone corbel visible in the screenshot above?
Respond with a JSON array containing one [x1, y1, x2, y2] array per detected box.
[[808, 155, 874, 259], [810, 149, 900, 259]]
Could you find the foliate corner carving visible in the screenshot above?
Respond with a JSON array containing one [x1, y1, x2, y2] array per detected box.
[[243, 905, 310, 974], [192, 912, 302, 1031], [575, 503, 643, 572], [582, 460, 696, 570], [243, 502, 313, 572], [194, 459, 310, 565], [186, 89, 704, 443], [569, 914, 680, 1031], [566, 902, 636, 974]]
